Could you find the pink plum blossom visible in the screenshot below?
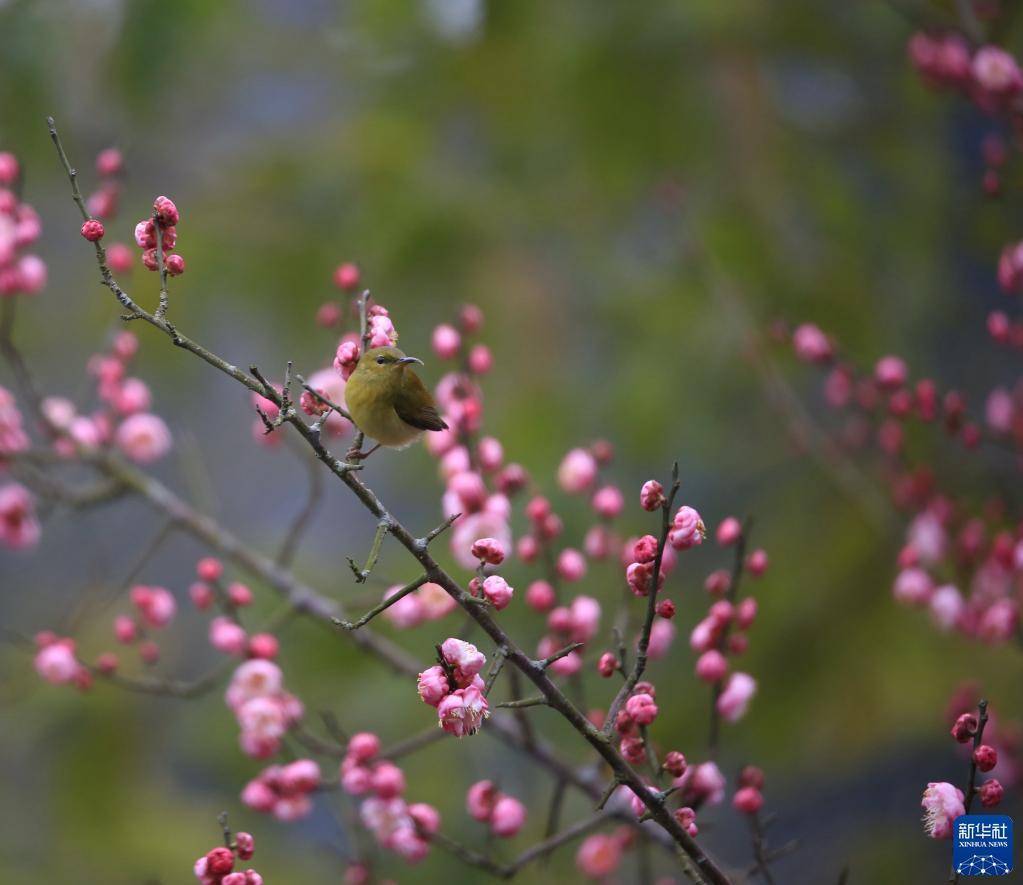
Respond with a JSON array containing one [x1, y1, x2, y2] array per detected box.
[[921, 782, 965, 839]]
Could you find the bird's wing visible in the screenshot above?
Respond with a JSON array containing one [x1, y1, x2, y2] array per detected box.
[[393, 371, 449, 431]]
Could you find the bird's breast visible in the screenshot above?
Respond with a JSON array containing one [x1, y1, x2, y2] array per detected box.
[[347, 383, 423, 448]]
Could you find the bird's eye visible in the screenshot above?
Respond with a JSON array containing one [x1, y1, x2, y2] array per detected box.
[[376, 356, 386, 365]]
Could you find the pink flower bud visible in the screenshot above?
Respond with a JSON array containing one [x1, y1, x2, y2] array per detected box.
[[525, 580, 555, 612], [205, 846, 235, 876], [625, 692, 658, 726], [468, 344, 492, 374], [490, 795, 526, 837], [333, 262, 360, 291], [640, 480, 665, 511], [95, 652, 119, 675], [674, 806, 698, 836], [132, 585, 177, 628], [597, 652, 618, 677], [556, 548, 587, 582], [569, 595, 601, 643], [138, 640, 160, 664], [476, 436, 503, 472], [432, 324, 461, 359], [449, 471, 487, 511], [792, 323, 833, 363], [165, 253, 185, 276], [114, 615, 138, 644], [664, 751, 687, 777], [17, 255, 47, 294], [548, 606, 572, 633], [716, 672, 757, 723], [34, 641, 79, 684], [656, 599, 676, 619], [874, 355, 907, 390], [591, 485, 624, 519], [189, 582, 214, 610], [248, 633, 279, 660], [340, 737, 380, 769], [695, 649, 728, 683], [315, 301, 343, 329], [0, 152, 19, 185], [633, 534, 658, 563], [234, 832, 255, 861], [558, 448, 598, 494], [153, 195, 179, 226], [455, 302, 483, 333], [228, 582, 253, 607], [340, 763, 371, 795], [576, 833, 622, 878], [525, 495, 551, 523], [482, 575, 514, 610], [716, 516, 742, 546], [281, 758, 320, 793], [893, 567, 934, 607], [980, 779, 1004, 808], [738, 765, 765, 790], [746, 548, 769, 576], [210, 617, 247, 656], [95, 147, 123, 177], [733, 786, 764, 814], [440, 638, 486, 685], [471, 537, 506, 565], [517, 534, 540, 564], [498, 463, 528, 494], [728, 633, 749, 655], [540, 513, 563, 540], [80, 219, 105, 241], [988, 310, 1011, 343], [709, 600, 734, 625], [973, 745, 998, 772], [333, 338, 361, 380], [408, 802, 441, 835], [736, 597, 757, 629], [370, 762, 406, 799], [626, 561, 661, 597], [115, 413, 172, 464], [197, 557, 223, 582], [973, 46, 1023, 95], [669, 506, 705, 551], [703, 568, 728, 597], [466, 780, 497, 821], [134, 220, 155, 249], [951, 712, 979, 743]]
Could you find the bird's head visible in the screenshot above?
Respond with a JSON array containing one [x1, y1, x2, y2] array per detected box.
[[355, 346, 424, 386]]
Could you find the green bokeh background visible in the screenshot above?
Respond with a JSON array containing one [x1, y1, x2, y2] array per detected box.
[[0, 1, 1019, 882]]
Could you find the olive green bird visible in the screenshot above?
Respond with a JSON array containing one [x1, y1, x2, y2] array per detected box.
[[344, 346, 448, 458]]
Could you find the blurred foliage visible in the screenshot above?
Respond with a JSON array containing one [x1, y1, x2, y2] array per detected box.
[[0, 0, 1020, 882]]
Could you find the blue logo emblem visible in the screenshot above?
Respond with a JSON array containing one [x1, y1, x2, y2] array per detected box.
[[953, 815, 1013, 877]]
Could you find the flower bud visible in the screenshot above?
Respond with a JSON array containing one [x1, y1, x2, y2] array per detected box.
[[663, 751, 687, 777], [597, 652, 618, 678], [733, 786, 764, 814], [640, 480, 665, 511], [951, 712, 979, 743], [980, 779, 1003, 808], [973, 745, 998, 772], [80, 219, 105, 241]]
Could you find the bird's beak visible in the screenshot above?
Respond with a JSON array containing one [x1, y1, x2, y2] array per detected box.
[[397, 356, 424, 366]]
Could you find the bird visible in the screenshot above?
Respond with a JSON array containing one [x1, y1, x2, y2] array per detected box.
[[344, 345, 448, 459]]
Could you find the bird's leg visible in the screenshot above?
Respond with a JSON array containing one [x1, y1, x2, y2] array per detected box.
[[345, 442, 381, 462]]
